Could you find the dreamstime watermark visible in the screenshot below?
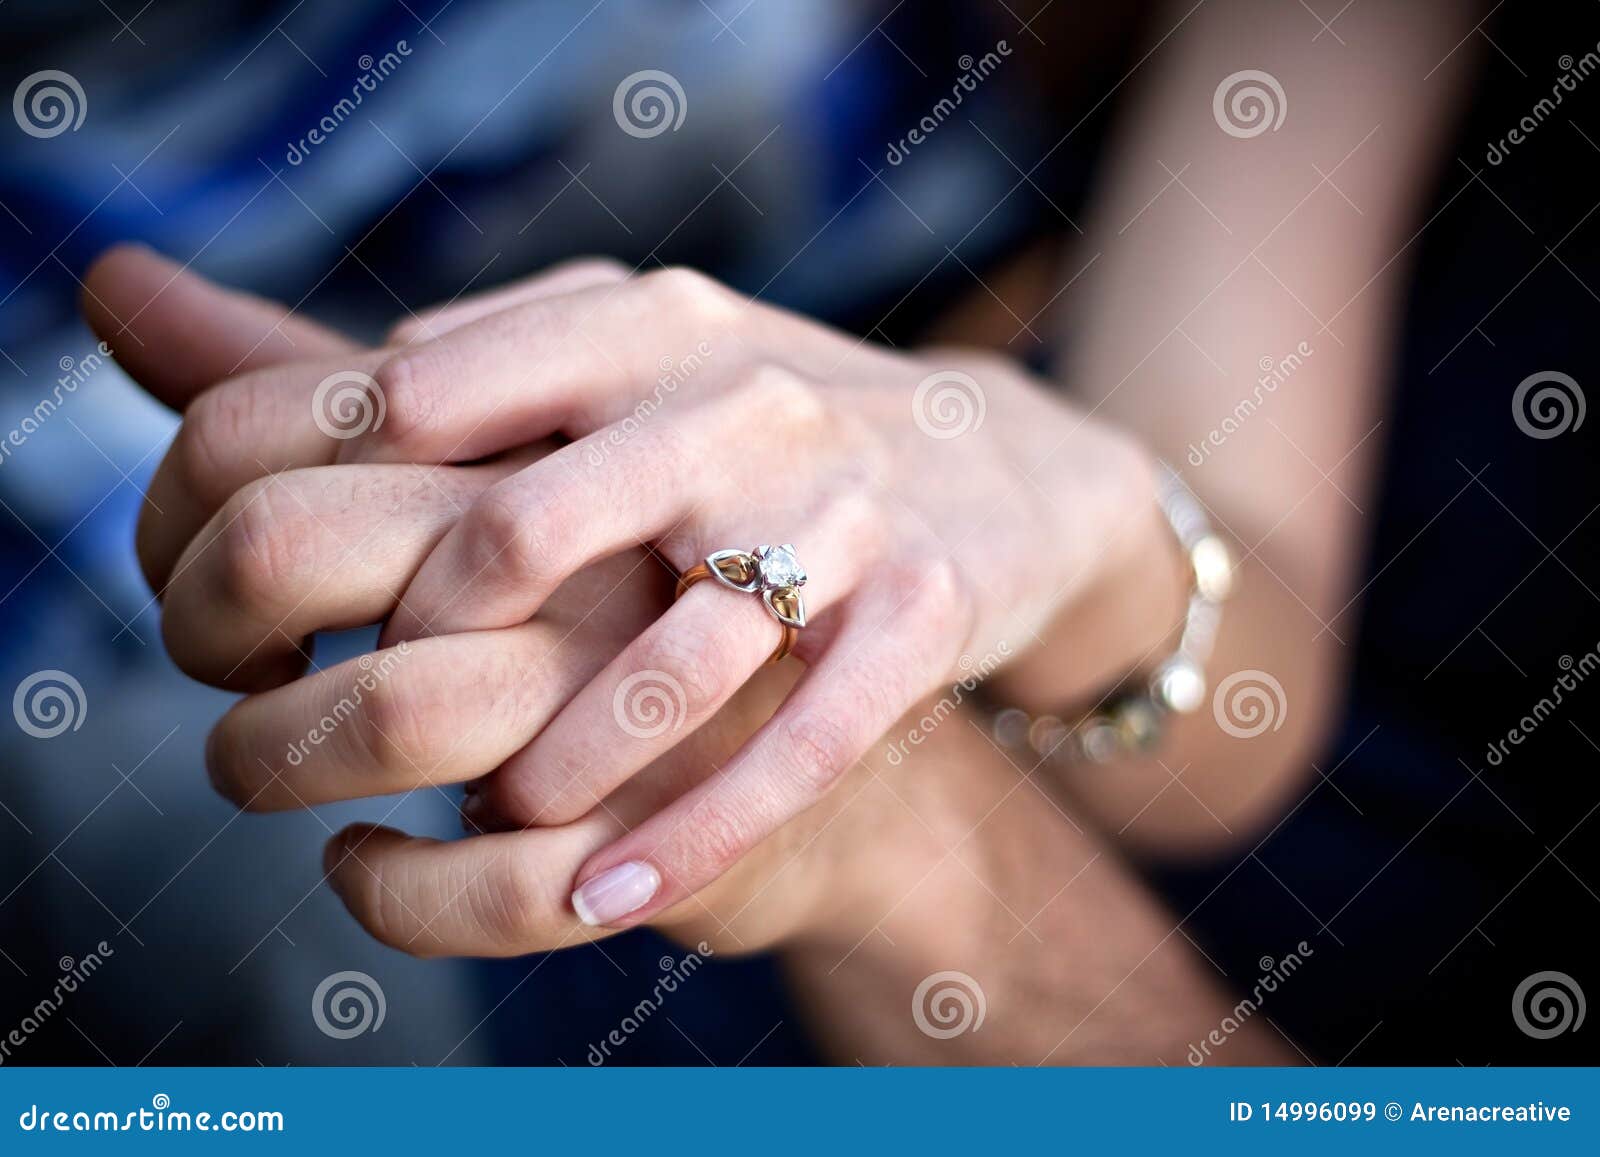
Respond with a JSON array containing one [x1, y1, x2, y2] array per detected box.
[[1186, 941, 1314, 1064], [17, 1095, 283, 1134], [884, 642, 1013, 766], [1484, 647, 1598, 768], [284, 645, 410, 767], [285, 43, 412, 164], [1487, 47, 1600, 165], [1512, 971, 1585, 1039], [13, 70, 86, 138], [885, 41, 1012, 165], [585, 943, 714, 1064], [311, 369, 387, 440], [612, 669, 688, 740], [613, 70, 686, 138], [12, 669, 87, 739], [912, 369, 986, 439], [311, 970, 386, 1039], [1186, 340, 1315, 466], [1212, 668, 1287, 739], [1213, 70, 1286, 138], [586, 340, 713, 466], [912, 970, 987, 1039], [1511, 370, 1585, 439], [0, 342, 111, 472], [0, 942, 115, 1065]]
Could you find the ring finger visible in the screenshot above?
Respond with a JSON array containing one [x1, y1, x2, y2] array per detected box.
[[469, 494, 881, 829]]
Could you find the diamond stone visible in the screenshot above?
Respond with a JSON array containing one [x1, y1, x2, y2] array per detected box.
[[757, 544, 805, 589]]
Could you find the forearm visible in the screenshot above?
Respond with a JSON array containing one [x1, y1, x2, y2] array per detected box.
[[990, 0, 1478, 850], [773, 701, 1295, 1065]]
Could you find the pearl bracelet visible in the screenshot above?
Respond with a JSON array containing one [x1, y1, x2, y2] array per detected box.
[[986, 462, 1235, 767]]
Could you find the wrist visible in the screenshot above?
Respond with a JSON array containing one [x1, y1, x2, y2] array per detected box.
[[989, 455, 1239, 773], [993, 438, 1190, 713]]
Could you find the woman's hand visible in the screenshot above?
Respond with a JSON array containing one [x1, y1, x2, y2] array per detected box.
[[86, 246, 1170, 934], [324, 264, 1164, 928]]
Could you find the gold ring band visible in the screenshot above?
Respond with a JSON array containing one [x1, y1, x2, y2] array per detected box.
[[674, 544, 808, 665]]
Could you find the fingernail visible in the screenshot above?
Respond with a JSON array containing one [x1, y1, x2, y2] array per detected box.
[[570, 861, 660, 926]]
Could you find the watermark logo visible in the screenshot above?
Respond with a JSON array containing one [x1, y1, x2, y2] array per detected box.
[[311, 970, 386, 1039], [285, 646, 409, 767], [285, 43, 412, 164], [1487, 46, 1600, 165], [912, 370, 986, 439], [1513, 971, 1585, 1039], [612, 670, 688, 739], [14, 70, 86, 138], [885, 40, 1012, 165], [1484, 648, 1598, 768], [585, 943, 714, 1064], [1212, 669, 1286, 739], [1187, 340, 1314, 466], [613, 70, 686, 138], [1213, 70, 1286, 138], [1187, 940, 1314, 1064], [586, 340, 713, 466], [0, 341, 110, 472], [311, 370, 386, 440], [13, 669, 87, 739], [884, 641, 1013, 765], [0, 941, 115, 1065], [1512, 370, 1584, 439], [912, 970, 986, 1039]]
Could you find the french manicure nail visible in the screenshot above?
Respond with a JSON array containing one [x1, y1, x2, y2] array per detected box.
[[571, 861, 661, 926]]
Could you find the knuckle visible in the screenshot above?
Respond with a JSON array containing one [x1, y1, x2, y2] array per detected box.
[[641, 266, 739, 325], [777, 709, 857, 796], [360, 865, 418, 954], [731, 364, 827, 433], [557, 256, 629, 283], [461, 484, 565, 591], [503, 770, 579, 827], [175, 386, 250, 506], [351, 671, 433, 774], [826, 489, 888, 553], [682, 804, 754, 879], [473, 854, 547, 946], [382, 315, 429, 348], [369, 351, 448, 448], [906, 555, 977, 644], [213, 479, 309, 614]]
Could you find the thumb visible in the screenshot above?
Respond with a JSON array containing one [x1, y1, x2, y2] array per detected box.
[[79, 243, 361, 411]]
